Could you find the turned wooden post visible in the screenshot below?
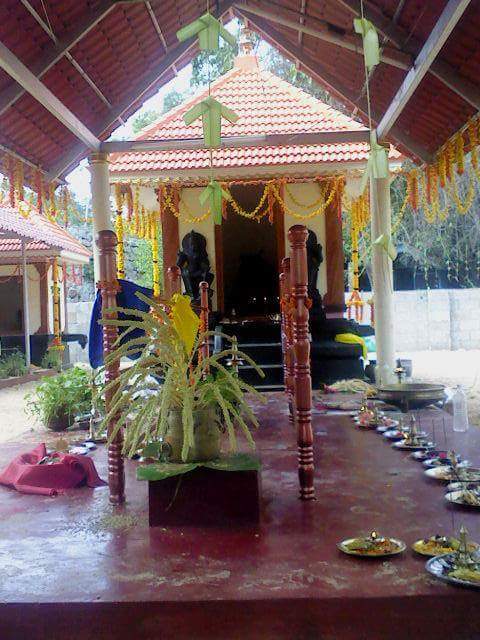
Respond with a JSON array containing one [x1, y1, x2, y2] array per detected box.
[[288, 225, 315, 500], [166, 265, 181, 297], [281, 257, 295, 427], [199, 281, 210, 368], [97, 230, 125, 504]]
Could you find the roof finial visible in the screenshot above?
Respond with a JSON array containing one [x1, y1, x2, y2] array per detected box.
[[239, 22, 255, 56], [234, 22, 257, 69]]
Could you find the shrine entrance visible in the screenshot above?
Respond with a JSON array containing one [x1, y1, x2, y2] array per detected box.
[[220, 182, 280, 318]]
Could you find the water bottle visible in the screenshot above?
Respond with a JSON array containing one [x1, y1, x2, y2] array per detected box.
[[452, 385, 469, 432]]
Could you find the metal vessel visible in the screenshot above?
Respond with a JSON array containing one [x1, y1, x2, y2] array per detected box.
[[376, 383, 446, 413]]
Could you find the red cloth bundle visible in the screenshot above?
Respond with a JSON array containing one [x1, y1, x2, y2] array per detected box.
[[0, 443, 106, 496]]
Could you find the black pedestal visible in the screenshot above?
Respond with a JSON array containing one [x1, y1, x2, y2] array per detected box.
[[148, 466, 261, 527]]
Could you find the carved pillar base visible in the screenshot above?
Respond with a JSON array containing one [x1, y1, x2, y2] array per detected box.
[[288, 225, 315, 501], [97, 230, 125, 505]]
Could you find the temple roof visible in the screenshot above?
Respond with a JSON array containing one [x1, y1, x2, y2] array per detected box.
[[110, 53, 399, 179], [0, 203, 91, 264]]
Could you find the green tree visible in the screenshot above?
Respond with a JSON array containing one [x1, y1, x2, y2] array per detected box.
[[132, 109, 159, 134], [260, 47, 344, 111], [162, 89, 184, 113], [190, 41, 238, 88]]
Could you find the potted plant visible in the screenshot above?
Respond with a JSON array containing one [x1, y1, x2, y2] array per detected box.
[[101, 293, 265, 462], [26, 366, 93, 431]]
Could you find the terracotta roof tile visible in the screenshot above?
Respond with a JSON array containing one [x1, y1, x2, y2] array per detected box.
[[110, 57, 389, 175], [0, 204, 91, 259]]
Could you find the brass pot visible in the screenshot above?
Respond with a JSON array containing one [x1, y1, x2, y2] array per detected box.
[[165, 407, 221, 462]]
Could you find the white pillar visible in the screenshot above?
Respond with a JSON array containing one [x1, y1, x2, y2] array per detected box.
[[370, 175, 395, 384], [21, 239, 31, 370], [88, 152, 112, 282]]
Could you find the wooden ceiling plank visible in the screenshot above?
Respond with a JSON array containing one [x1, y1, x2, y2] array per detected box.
[[377, 0, 473, 139], [0, 40, 100, 149], [0, 0, 116, 117], [47, 0, 236, 180], [235, 2, 411, 69], [332, 0, 480, 110], [235, 8, 431, 163]]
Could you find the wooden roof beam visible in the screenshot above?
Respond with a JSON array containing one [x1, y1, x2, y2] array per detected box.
[[333, 0, 480, 111], [235, 8, 431, 163], [0, 40, 100, 149], [47, 0, 236, 180], [377, 0, 473, 140], [235, 2, 411, 69], [101, 129, 370, 153], [0, 0, 116, 117]]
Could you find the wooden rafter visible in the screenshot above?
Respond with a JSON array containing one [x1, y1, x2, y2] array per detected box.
[[47, 0, 236, 180], [377, 0, 473, 139], [235, 2, 411, 69], [333, 0, 480, 110], [235, 8, 431, 163], [0, 41, 100, 149], [0, 0, 116, 117], [101, 130, 370, 153]]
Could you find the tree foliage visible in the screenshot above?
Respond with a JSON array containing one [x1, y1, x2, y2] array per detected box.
[[132, 109, 159, 134]]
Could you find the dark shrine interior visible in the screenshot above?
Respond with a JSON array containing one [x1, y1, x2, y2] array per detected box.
[[221, 182, 279, 318]]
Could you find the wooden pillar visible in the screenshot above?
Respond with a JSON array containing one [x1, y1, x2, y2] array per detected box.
[[166, 265, 181, 297], [160, 186, 180, 290], [288, 225, 315, 501], [97, 230, 125, 505], [280, 257, 294, 427], [323, 190, 345, 313], [199, 281, 210, 369]]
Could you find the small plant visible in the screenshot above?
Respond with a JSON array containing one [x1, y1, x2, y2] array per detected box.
[[41, 347, 63, 371], [102, 293, 265, 462], [0, 350, 27, 379], [26, 366, 92, 431]]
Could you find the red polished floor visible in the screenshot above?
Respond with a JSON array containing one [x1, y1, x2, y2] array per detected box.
[[1, 393, 479, 640]]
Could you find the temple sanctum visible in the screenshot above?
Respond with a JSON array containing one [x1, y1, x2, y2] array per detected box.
[[109, 39, 400, 320]]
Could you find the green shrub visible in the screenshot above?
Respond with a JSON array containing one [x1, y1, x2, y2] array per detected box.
[[0, 350, 27, 379], [41, 348, 63, 371], [26, 366, 92, 427]]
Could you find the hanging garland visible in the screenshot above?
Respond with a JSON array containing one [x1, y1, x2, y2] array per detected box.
[[114, 184, 125, 279], [50, 258, 65, 352]]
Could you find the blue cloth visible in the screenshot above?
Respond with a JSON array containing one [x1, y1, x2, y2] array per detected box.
[[88, 279, 153, 368]]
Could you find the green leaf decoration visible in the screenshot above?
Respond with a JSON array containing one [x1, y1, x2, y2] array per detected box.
[[176, 12, 237, 51], [360, 130, 389, 193], [354, 17, 380, 71], [137, 453, 261, 482], [374, 233, 397, 260], [184, 96, 239, 149], [200, 178, 231, 224]]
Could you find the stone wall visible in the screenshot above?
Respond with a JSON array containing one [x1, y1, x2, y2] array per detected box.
[[346, 288, 480, 352]]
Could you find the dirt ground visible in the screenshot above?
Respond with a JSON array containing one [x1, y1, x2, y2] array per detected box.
[[1, 350, 479, 445]]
